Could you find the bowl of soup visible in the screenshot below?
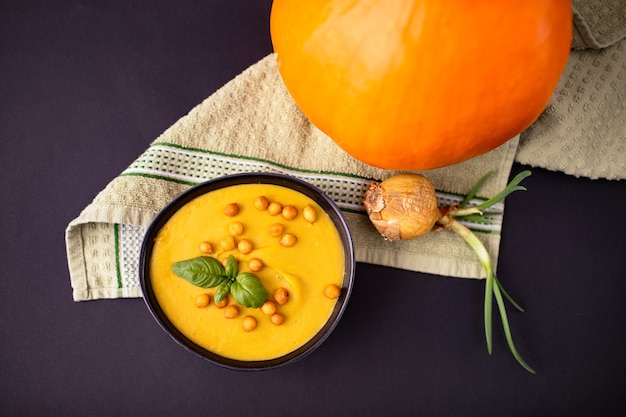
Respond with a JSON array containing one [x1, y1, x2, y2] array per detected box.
[[139, 173, 355, 370]]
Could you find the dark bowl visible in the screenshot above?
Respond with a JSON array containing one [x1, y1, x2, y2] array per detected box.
[[139, 172, 355, 371]]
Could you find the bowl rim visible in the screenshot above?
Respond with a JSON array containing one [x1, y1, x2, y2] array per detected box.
[[139, 172, 355, 371]]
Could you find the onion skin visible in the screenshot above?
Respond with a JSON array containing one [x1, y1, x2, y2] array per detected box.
[[364, 173, 441, 241]]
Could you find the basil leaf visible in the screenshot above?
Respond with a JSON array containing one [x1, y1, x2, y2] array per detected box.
[[230, 272, 268, 308], [172, 255, 269, 309], [172, 256, 227, 288], [214, 281, 231, 304], [225, 254, 238, 279]]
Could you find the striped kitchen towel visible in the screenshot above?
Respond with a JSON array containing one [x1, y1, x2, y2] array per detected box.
[[67, 0, 626, 301], [66, 54, 518, 301]]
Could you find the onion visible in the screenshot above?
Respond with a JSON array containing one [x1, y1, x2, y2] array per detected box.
[[363, 173, 441, 241]]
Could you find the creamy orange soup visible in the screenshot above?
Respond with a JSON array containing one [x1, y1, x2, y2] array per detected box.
[[150, 183, 345, 361]]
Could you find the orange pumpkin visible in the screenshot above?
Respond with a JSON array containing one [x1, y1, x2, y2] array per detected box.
[[270, 0, 573, 170]]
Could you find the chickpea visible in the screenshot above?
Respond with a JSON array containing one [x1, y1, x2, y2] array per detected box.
[[228, 222, 244, 236], [303, 205, 317, 223], [273, 287, 289, 305], [323, 284, 341, 299], [279, 233, 297, 247], [224, 305, 239, 319], [194, 293, 211, 308], [268, 223, 284, 237], [254, 195, 269, 210], [248, 258, 264, 272], [220, 235, 236, 251], [281, 205, 298, 220], [224, 203, 239, 217], [270, 313, 285, 326], [215, 297, 228, 309], [199, 241, 213, 254], [237, 239, 253, 255], [260, 300, 277, 315], [242, 316, 257, 332], [267, 201, 283, 216]]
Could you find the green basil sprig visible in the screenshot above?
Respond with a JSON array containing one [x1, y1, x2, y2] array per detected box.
[[172, 254, 268, 308]]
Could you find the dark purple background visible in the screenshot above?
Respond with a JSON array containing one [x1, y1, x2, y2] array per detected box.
[[2, 1, 625, 416]]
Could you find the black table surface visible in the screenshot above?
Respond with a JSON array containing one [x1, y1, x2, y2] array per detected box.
[[2, 1, 625, 416]]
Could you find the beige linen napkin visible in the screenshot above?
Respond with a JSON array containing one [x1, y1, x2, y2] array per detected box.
[[571, 0, 626, 49], [66, 53, 518, 301], [66, 0, 626, 301]]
